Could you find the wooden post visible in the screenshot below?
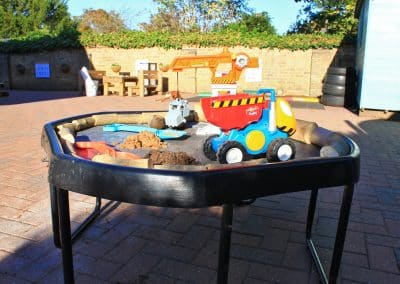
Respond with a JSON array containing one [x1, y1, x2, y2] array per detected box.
[[157, 70, 163, 94], [138, 70, 145, 97]]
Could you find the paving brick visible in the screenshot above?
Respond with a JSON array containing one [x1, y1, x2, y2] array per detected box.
[[240, 215, 305, 237], [383, 210, 400, 221], [2, 91, 400, 284], [227, 258, 251, 284], [131, 224, 184, 245], [351, 208, 385, 226], [39, 267, 65, 284], [178, 224, 214, 250], [142, 240, 197, 262], [348, 221, 388, 235], [167, 211, 200, 233], [78, 224, 108, 241], [315, 217, 338, 237], [0, 206, 23, 220], [74, 253, 122, 281], [124, 211, 170, 229], [154, 259, 215, 283], [109, 252, 161, 283], [0, 233, 34, 253], [16, 249, 61, 282], [385, 219, 400, 237], [282, 242, 312, 271], [196, 215, 221, 229], [242, 278, 274, 284], [135, 273, 177, 284], [0, 273, 31, 284], [0, 195, 34, 211], [249, 262, 310, 283], [342, 251, 369, 268], [344, 231, 367, 254], [341, 265, 400, 284], [97, 222, 139, 245], [366, 233, 400, 249], [248, 247, 284, 266], [102, 236, 147, 264], [0, 250, 34, 275], [74, 273, 109, 284], [251, 205, 307, 223], [368, 244, 399, 273], [16, 238, 55, 260], [73, 238, 116, 259], [394, 248, 400, 268], [192, 239, 219, 269], [0, 187, 34, 200], [259, 227, 290, 252]]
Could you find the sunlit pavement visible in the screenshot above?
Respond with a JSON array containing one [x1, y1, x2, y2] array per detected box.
[[1, 90, 400, 283]]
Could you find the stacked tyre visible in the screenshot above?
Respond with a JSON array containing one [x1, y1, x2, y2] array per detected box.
[[321, 67, 347, 107]]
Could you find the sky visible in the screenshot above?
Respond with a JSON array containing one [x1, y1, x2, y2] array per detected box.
[[67, 0, 303, 35]]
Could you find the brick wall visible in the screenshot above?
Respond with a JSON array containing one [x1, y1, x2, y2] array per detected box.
[[2, 46, 355, 96], [8, 49, 89, 91]]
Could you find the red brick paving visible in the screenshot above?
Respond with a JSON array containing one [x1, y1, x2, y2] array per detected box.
[[1, 90, 400, 283]]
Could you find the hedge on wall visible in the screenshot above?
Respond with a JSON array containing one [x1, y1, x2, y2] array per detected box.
[[0, 30, 355, 53]]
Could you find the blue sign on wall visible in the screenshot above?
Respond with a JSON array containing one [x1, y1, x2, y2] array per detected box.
[[35, 63, 50, 78]]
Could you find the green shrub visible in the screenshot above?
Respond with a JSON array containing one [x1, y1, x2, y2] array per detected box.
[[0, 30, 354, 53]]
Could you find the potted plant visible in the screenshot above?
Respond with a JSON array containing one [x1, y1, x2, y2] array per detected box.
[[111, 63, 121, 73]]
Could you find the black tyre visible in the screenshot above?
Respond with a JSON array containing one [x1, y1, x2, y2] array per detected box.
[[267, 138, 296, 162], [322, 83, 345, 96], [320, 94, 345, 107], [327, 67, 347, 76], [217, 141, 247, 164], [203, 135, 218, 161], [324, 74, 346, 86]]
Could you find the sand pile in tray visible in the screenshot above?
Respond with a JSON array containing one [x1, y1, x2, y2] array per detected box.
[[118, 131, 197, 166], [118, 131, 166, 150], [146, 150, 197, 165]]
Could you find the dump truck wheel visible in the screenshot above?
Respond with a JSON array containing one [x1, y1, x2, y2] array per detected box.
[[217, 141, 247, 164], [203, 135, 218, 161], [267, 138, 296, 162]]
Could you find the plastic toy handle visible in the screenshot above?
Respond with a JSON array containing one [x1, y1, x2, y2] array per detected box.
[[103, 124, 158, 134], [103, 123, 187, 140]]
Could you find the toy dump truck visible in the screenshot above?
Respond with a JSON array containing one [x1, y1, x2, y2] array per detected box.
[[201, 89, 297, 164]]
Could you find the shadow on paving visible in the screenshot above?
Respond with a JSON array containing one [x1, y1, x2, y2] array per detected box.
[[1, 114, 400, 283], [0, 90, 82, 105]]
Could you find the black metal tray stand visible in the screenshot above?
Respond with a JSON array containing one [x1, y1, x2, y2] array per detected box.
[[42, 112, 360, 284]]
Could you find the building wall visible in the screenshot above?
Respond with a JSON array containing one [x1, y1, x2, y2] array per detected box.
[[357, 0, 400, 111], [0, 54, 9, 89], [3, 46, 355, 96], [9, 49, 90, 91]]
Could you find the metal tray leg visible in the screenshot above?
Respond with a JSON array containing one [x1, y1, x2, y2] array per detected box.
[[49, 185, 102, 248], [217, 203, 234, 284], [50, 185, 61, 248], [58, 188, 75, 284], [306, 185, 355, 284]]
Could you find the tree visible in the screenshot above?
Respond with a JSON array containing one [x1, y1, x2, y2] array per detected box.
[[0, 0, 73, 38], [218, 12, 277, 34], [140, 0, 252, 33], [77, 9, 127, 33], [289, 0, 357, 35]]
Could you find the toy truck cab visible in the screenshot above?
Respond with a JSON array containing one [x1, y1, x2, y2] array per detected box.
[[166, 99, 190, 128], [201, 89, 297, 164]]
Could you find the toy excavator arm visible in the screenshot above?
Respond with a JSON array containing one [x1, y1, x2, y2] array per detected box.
[[160, 48, 259, 83]]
